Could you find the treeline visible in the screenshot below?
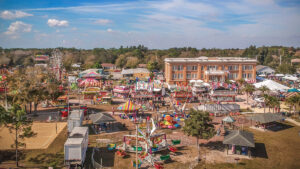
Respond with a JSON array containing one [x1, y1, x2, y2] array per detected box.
[[0, 45, 299, 73]]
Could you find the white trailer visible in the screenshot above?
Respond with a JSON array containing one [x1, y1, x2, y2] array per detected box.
[[64, 127, 88, 168], [68, 110, 84, 133]]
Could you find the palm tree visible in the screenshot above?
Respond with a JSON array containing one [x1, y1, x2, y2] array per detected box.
[[259, 86, 269, 94], [242, 84, 255, 105], [237, 78, 245, 94], [264, 95, 279, 113], [285, 94, 300, 117], [183, 110, 215, 162], [259, 86, 270, 113]]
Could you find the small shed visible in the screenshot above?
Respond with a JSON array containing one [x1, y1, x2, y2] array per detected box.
[[89, 113, 116, 133], [89, 113, 116, 124], [223, 130, 255, 157], [247, 113, 284, 129]]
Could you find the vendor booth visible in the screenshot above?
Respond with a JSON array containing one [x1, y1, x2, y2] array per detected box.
[[113, 86, 130, 98], [82, 87, 101, 99]]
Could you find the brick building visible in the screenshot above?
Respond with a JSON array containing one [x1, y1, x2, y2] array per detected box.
[[165, 56, 257, 85]]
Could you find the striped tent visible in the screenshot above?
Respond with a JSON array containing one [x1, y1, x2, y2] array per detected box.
[[79, 78, 100, 87], [117, 100, 138, 112], [283, 92, 299, 99]]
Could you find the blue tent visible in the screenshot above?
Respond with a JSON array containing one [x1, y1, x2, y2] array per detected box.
[[256, 76, 265, 81], [287, 88, 299, 92]]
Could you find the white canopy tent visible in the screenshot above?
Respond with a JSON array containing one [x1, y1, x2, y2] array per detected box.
[[283, 75, 298, 81], [275, 74, 284, 77], [253, 80, 290, 91]]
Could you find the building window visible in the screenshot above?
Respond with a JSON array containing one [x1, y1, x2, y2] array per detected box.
[[192, 73, 197, 79], [201, 66, 204, 70], [172, 65, 177, 71], [233, 73, 238, 79], [242, 73, 247, 78], [229, 65, 239, 70], [187, 66, 192, 71], [192, 66, 197, 70], [229, 73, 238, 79], [222, 65, 225, 70], [178, 73, 183, 79], [201, 74, 203, 79], [243, 65, 253, 70], [172, 74, 177, 79], [178, 65, 183, 71], [187, 73, 191, 79], [208, 65, 217, 70], [248, 73, 252, 78]]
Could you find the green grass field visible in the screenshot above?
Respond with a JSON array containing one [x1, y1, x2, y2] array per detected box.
[[1, 122, 299, 169], [196, 122, 300, 169]]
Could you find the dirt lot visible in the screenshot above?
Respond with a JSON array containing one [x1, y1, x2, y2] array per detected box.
[[0, 122, 66, 150]]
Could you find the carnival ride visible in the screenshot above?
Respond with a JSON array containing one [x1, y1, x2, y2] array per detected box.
[[160, 114, 180, 129], [116, 118, 179, 168]]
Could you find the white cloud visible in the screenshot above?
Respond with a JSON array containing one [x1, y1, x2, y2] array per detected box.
[[107, 28, 113, 32], [47, 19, 69, 27], [0, 10, 33, 19], [4, 21, 32, 37], [94, 19, 112, 25]]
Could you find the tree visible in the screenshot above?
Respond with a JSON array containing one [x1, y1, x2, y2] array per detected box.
[[242, 84, 255, 105], [92, 62, 102, 69], [0, 106, 7, 126], [4, 104, 36, 167], [147, 61, 159, 72], [277, 63, 296, 74], [125, 57, 139, 68], [285, 94, 300, 116], [115, 54, 127, 68], [63, 60, 73, 72], [259, 86, 270, 113], [183, 110, 215, 162], [264, 95, 279, 113]]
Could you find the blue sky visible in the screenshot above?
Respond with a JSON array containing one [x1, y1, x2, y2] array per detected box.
[[0, 0, 300, 49]]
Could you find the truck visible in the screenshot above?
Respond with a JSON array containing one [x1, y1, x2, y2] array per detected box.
[[64, 127, 88, 168], [68, 109, 84, 133]]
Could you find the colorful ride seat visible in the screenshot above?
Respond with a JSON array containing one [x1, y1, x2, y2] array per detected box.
[[133, 146, 143, 151], [171, 140, 181, 145], [107, 144, 116, 150], [160, 154, 170, 161]]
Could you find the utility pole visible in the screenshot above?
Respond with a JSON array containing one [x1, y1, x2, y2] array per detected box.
[[280, 55, 282, 65], [278, 49, 282, 65], [4, 81, 8, 111], [135, 123, 138, 169]]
